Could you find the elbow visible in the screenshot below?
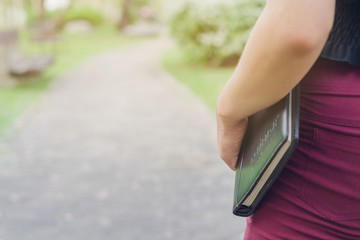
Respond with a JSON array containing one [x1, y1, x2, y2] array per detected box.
[[287, 32, 329, 54], [216, 97, 229, 120], [216, 95, 233, 122], [216, 94, 242, 124], [284, 24, 333, 54]]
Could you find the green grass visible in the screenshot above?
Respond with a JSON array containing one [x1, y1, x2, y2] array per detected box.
[[0, 25, 138, 136], [162, 47, 235, 112]]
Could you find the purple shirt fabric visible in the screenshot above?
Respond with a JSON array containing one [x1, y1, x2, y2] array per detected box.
[[244, 58, 360, 239]]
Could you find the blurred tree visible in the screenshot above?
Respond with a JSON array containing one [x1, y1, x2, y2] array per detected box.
[[0, 0, 26, 28], [118, 0, 155, 29], [22, 0, 46, 24], [118, 0, 131, 29], [22, 0, 35, 21], [0, 0, 12, 28], [37, 0, 46, 22], [53, 0, 75, 30]]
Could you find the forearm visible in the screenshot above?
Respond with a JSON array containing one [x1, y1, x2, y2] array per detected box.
[[216, 0, 335, 126]]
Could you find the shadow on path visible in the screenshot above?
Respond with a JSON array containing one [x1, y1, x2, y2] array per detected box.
[[0, 38, 246, 240]]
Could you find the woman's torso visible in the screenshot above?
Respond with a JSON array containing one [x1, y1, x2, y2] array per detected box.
[[244, 58, 360, 240]]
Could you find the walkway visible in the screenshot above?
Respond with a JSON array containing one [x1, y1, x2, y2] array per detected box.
[[0, 38, 246, 240]]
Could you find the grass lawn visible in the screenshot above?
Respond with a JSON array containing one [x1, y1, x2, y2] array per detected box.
[[0, 25, 137, 136], [162, 47, 235, 112]]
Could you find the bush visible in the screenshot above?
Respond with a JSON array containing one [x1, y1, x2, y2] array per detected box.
[[170, 0, 265, 66], [60, 7, 104, 28], [26, 7, 104, 29]]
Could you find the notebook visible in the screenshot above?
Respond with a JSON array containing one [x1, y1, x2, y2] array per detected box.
[[233, 86, 300, 217]]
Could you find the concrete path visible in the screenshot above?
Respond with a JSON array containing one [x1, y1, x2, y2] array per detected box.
[[0, 38, 246, 240]]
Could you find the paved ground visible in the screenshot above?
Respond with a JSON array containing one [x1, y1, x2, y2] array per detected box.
[[0, 38, 246, 240]]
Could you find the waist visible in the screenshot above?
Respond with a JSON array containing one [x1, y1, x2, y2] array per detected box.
[[300, 58, 360, 128]]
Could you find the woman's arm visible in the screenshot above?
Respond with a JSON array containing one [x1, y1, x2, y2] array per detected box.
[[216, 0, 335, 170]]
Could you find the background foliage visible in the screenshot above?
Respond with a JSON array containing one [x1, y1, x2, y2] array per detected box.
[[58, 7, 104, 28], [170, 0, 265, 66]]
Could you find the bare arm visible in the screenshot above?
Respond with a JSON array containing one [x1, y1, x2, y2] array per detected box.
[[216, 0, 335, 170]]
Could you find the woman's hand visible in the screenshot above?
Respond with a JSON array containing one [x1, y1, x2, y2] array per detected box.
[[217, 117, 248, 171]]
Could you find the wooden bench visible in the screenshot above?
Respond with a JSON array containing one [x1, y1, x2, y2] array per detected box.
[[0, 29, 54, 78]]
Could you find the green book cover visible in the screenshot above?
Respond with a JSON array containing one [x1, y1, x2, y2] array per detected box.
[[233, 86, 299, 217]]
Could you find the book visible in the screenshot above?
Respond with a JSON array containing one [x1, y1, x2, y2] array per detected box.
[[232, 86, 300, 217]]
